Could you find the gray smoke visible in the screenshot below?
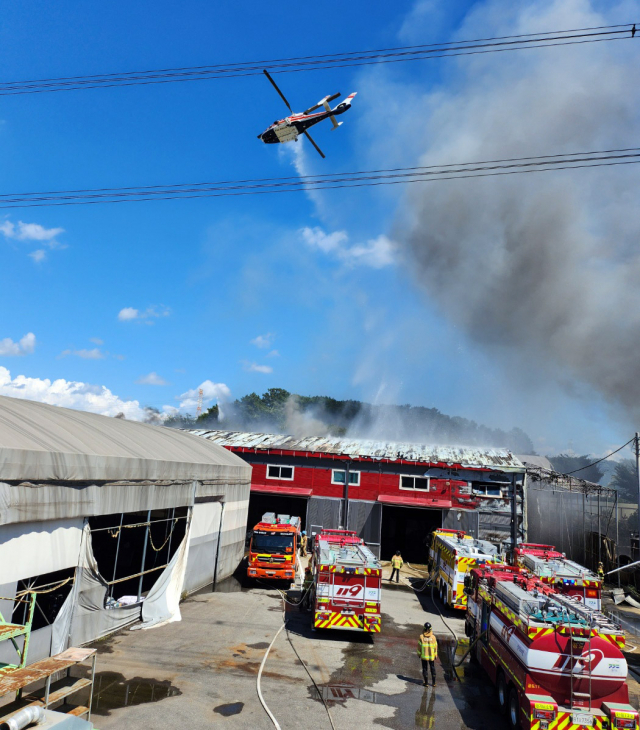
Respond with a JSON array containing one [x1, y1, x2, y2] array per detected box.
[[393, 0, 640, 417]]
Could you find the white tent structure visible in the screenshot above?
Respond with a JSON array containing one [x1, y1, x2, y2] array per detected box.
[[0, 396, 251, 664]]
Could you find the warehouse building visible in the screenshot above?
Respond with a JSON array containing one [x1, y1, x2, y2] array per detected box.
[[190, 430, 526, 562], [0, 396, 251, 666]]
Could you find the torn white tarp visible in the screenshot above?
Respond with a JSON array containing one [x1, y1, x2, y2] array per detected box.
[[136, 515, 192, 630], [68, 525, 140, 646], [0, 518, 83, 584]]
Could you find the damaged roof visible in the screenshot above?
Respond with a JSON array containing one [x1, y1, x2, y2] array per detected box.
[[190, 429, 525, 471]]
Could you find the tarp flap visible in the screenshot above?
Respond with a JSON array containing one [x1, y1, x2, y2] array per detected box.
[[0, 519, 83, 584], [136, 517, 192, 630], [68, 525, 140, 646]]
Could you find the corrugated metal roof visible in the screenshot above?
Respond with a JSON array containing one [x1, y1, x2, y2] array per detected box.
[[189, 429, 524, 471]]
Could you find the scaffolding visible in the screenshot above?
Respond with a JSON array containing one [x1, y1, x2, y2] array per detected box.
[[526, 466, 619, 574]]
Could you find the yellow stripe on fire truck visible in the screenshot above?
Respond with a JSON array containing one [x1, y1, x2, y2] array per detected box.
[[314, 612, 381, 631]]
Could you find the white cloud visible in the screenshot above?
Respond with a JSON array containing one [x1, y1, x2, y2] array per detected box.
[[0, 333, 36, 357], [0, 366, 149, 419], [250, 333, 275, 349], [90, 337, 104, 346], [267, 349, 280, 358], [60, 348, 105, 360], [301, 227, 396, 269], [243, 361, 273, 374], [118, 305, 170, 323], [118, 307, 140, 321], [29, 249, 47, 264], [1, 219, 65, 263], [136, 372, 169, 386], [177, 380, 231, 411]]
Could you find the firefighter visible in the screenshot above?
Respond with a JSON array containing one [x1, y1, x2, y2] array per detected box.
[[302, 565, 313, 610], [390, 551, 403, 583], [597, 562, 605, 580], [300, 531, 308, 556], [417, 622, 438, 687]]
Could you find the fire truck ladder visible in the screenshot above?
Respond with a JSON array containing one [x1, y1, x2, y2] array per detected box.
[[567, 618, 593, 712], [551, 592, 614, 713]]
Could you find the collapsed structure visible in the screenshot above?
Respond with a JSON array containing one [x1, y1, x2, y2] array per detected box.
[[0, 396, 251, 666], [190, 429, 526, 561]]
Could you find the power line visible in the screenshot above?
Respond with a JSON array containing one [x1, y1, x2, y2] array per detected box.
[[564, 438, 636, 475], [1, 24, 637, 95], [0, 147, 637, 209]]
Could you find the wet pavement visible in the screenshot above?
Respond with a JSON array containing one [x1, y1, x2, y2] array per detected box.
[[87, 575, 511, 729]]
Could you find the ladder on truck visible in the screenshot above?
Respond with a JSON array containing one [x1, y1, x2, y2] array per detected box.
[[567, 620, 593, 712], [552, 592, 619, 712]]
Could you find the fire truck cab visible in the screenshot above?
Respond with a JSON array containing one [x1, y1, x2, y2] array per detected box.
[[311, 529, 382, 634], [515, 543, 603, 611], [464, 564, 637, 730], [429, 528, 504, 610], [247, 513, 301, 582]]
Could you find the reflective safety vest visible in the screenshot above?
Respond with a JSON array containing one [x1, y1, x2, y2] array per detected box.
[[391, 555, 403, 569], [418, 633, 438, 661]]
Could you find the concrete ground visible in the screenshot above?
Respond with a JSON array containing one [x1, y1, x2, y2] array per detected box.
[[79, 572, 510, 730]]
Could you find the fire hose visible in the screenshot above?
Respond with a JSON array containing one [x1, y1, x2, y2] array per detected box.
[[256, 582, 335, 730]]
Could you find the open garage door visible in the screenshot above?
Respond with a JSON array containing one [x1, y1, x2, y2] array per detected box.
[[347, 500, 382, 557], [247, 493, 309, 535], [380, 505, 442, 563]]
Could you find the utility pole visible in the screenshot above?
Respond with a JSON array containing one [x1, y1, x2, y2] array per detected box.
[[510, 473, 519, 555], [636, 432, 640, 563], [342, 461, 351, 530]]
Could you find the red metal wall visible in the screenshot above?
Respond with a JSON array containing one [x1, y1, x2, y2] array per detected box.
[[248, 460, 476, 508]]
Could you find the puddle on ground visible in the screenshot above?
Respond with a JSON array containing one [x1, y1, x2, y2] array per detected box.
[[306, 611, 506, 730], [82, 671, 181, 716], [214, 701, 244, 716]]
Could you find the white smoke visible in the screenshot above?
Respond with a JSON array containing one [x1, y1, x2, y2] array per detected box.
[[387, 0, 640, 418]]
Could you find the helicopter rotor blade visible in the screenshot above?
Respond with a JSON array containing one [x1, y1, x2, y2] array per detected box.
[[303, 92, 341, 115], [263, 69, 293, 113], [303, 131, 325, 159]]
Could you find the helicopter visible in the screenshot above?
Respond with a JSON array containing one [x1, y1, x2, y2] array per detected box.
[[258, 69, 356, 159]]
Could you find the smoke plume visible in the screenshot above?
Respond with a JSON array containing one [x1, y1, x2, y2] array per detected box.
[[392, 0, 640, 417]]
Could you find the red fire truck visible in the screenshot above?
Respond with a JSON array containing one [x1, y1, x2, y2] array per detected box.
[[247, 513, 301, 582], [311, 529, 382, 634], [515, 543, 603, 611], [464, 563, 636, 730]]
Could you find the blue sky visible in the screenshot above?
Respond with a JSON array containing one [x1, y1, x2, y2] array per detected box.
[[1, 0, 639, 457]]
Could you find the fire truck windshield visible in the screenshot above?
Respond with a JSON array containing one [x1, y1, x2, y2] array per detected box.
[[251, 532, 294, 553]]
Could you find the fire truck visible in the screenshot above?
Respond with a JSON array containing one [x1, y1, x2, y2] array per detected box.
[[464, 563, 637, 730], [515, 543, 603, 611], [247, 513, 301, 582], [428, 528, 504, 610], [311, 529, 382, 634]]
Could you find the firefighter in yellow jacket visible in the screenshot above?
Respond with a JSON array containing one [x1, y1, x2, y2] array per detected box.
[[417, 622, 438, 687], [390, 551, 403, 583]]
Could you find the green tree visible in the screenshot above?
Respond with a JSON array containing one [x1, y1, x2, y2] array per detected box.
[[547, 454, 604, 484], [610, 459, 638, 503]]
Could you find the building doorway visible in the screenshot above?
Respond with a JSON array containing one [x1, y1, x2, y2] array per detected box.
[[380, 506, 442, 563], [247, 493, 309, 538]]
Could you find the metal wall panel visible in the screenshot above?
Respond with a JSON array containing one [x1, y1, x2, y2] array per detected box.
[[306, 497, 342, 536], [347, 500, 382, 557], [442, 509, 478, 537]]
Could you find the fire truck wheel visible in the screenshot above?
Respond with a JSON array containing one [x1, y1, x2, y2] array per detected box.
[[507, 686, 520, 729], [496, 670, 508, 715]]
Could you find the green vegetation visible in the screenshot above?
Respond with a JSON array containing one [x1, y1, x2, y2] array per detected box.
[[164, 387, 534, 452]]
